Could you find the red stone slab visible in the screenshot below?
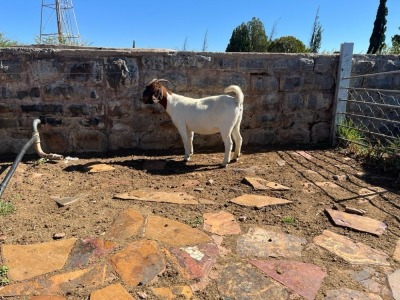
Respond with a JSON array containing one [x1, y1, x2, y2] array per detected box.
[[325, 208, 387, 236], [145, 215, 211, 246], [2, 238, 77, 281], [313, 230, 390, 266], [109, 239, 165, 286], [0, 265, 106, 297], [237, 227, 306, 258], [203, 211, 241, 235], [230, 194, 292, 208], [168, 243, 218, 279], [251, 260, 326, 300], [216, 262, 290, 299], [65, 238, 117, 269], [90, 283, 134, 300], [114, 189, 214, 205], [106, 208, 144, 241]]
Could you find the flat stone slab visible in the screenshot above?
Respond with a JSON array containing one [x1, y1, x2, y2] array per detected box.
[[106, 208, 144, 241], [314, 230, 390, 266], [296, 151, 314, 160], [114, 189, 214, 205], [251, 260, 326, 300], [325, 208, 387, 236], [90, 283, 134, 300], [394, 239, 400, 262], [349, 267, 391, 297], [2, 238, 77, 281], [217, 262, 290, 299], [315, 182, 356, 199], [243, 177, 290, 191], [388, 269, 400, 300], [203, 211, 241, 235], [152, 286, 193, 299], [168, 243, 218, 279], [109, 239, 165, 287], [358, 187, 387, 200], [30, 297, 66, 300], [145, 215, 211, 246], [230, 194, 292, 208], [51, 194, 88, 207], [65, 238, 117, 269], [87, 163, 116, 173], [325, 288, 383, 300], [237, 227, 306, 258], [0, 265, 106, 297]]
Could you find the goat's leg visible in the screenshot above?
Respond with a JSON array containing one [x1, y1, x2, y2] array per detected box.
[[176, 125, 191, 161], [187, 130, 194, 157], [231, 123, 243, 161], [221, 131, 233, 167]]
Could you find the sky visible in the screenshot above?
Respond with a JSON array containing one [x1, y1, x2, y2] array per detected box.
[[1, 0, 400, 54]]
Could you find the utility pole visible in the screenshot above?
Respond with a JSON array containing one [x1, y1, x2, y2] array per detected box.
[[39, 0, 80, 45]]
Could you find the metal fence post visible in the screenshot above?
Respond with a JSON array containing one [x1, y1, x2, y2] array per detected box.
[[331, 43, 354, 146]]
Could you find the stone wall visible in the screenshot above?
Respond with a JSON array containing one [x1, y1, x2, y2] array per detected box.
[[0, 46, 396, 155]]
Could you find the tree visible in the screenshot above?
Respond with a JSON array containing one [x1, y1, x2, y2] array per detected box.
[[309, 7, 323, 53], [202, 29, 208, 52], [226, 17, 268, 52], [0, 32, 18, 47], [267, 36, 307, 53], [391, 27, 400, 54], [182, 36, 189, 51], [367, 0, 388, 54]]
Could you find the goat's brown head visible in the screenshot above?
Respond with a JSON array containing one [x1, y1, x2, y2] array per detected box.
[[141, 78, 171, 108]]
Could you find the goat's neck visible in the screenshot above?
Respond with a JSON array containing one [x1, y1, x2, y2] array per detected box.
[[158, 86, 171, 109]]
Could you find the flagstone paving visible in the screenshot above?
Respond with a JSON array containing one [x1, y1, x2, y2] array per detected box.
[[0, 179, 398, 299]]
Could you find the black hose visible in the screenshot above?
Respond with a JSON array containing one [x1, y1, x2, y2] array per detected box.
[[0, 135, 38, 199]]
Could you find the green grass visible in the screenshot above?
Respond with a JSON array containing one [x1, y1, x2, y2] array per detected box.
[[0, 265, 9, 286], [282, 216, 295, 225], [338, 118, 400, 176], [186, 216, 204, 228], [0, 200, 14, 215], [338, 118, 366, 154]]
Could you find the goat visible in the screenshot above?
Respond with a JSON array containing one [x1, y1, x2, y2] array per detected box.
[[141, 79, 244, 167]]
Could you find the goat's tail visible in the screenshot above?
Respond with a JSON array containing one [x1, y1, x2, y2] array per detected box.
[[224, 85, 244, 105]]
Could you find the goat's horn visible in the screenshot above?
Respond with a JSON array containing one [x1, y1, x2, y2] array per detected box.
[[157, 79, 173, 85]]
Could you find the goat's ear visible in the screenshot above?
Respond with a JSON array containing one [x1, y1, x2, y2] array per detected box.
[[152, 95, 160, 103]]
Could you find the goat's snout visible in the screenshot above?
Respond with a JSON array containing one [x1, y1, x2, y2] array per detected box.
[[141, 86, 154, 104]]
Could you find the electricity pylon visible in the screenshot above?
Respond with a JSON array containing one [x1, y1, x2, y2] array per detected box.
[[39, 0, 80, 45]]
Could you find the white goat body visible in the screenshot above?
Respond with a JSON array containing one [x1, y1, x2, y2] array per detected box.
[[141, 79, 244, 166]]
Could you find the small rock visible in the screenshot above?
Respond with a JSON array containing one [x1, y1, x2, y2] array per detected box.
[[276, 159, 286, 166], [0, 235, 7, 242], [137, 291, 148, 299], [206, 179, 214, 185], [345, 206, 366, 215], [238, 216, 247, 222], [333, 174, 348, 181], [53, 232, 66, 239], [194, 188, 204, 192]]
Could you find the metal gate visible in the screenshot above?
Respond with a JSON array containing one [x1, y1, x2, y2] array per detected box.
[[332, 43, 400, 156]]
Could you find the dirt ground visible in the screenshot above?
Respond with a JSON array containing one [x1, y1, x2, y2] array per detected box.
[[0, 145, 399, 299]]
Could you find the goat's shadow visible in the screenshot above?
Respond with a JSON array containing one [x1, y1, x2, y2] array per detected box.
[[115, 158, 222, 175], [62, 157, 222, 175]]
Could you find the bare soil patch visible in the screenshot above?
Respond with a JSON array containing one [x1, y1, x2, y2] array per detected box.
[[0, 147, 399, 299]]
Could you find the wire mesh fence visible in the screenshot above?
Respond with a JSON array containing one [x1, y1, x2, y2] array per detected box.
[[336, 70, 400, 156]]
